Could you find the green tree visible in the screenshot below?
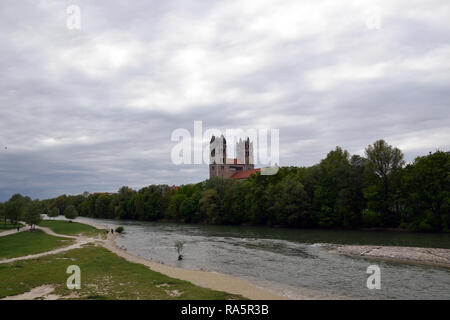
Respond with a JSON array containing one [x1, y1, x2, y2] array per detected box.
[[23, 200, 42, 230], [313, 147, 350, 227], [402, 151, 450, 231], [266, 175, 310, 227], [179, 196, 199, 222], [167, 193, 186, 221], [64, 205, 78, 221], [95, 194, 112, 218], [364, 140, 405, 226], [53, 195, 68, 215], [335, 155, 367, 228], [0, 202, 5, 224], [199, 189, 220, 224], [5, 194, 29, 225], [47, 207, 60, 219]]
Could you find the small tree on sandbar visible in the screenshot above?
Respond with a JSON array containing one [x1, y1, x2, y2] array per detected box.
[[175, 241, 185, 260]]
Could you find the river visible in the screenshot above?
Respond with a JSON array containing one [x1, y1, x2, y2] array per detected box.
[[75, 217, 450, 299]]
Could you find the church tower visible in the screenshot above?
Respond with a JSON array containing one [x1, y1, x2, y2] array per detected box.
[[209, 135, 227, 178], [237, 137, 254, 165]]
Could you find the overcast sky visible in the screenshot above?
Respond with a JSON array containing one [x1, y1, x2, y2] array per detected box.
[[0, 0, 449, 201]]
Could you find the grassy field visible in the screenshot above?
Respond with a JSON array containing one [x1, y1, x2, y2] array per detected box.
[[39, 220, 107, 238], [0, 230, 73, 260], [0, 244, 243, 300], [0, 221, 23, 231]]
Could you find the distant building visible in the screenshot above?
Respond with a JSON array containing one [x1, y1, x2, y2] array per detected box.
[[209, 135, 259, 180]]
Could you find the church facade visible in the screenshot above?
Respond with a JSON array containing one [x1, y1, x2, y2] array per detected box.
[[209, 135, 260, 180]]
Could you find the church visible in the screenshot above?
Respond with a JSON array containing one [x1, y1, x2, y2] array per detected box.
[[209, 135, 260, 180]]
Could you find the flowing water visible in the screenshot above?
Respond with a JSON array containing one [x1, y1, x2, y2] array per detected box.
[[76, 217, 450, 299]]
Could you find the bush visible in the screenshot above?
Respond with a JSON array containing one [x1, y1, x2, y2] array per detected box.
[[64, 205, 78, 221], [115, 226, 124, 234]]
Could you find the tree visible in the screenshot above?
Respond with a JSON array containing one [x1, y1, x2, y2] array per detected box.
[[47, 207, 60, 219], [179, 196, 198, 222], [336, 155, 367, 227], [167, 193, 186, 220], [0, 202, 5, 224], [53, 195, 68, 215], [64, 205, 78, 221], [401, 151, 450, 231], [23, 201, 42, 230], [174, 240, 185, 260], [365, 140, 405, 197], [95, 194, 111, 218], [266, 175, 311, 227], [199, 189, 220, 224], [5, 194, 29, 225], [313, 147, 351, 227], [364, 140, 405, 226]]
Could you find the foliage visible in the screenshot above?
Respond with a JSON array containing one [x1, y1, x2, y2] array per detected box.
[[22, 200, 42, 229], [64, 205, 79, 221], [115, 226, 124, 234], [47, 207, 60, 218], [1, 140, 448, 233]]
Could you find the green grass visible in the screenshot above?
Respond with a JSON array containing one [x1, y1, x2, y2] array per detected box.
[[0, 230, 73, 260], [39, 220, 107, 238], [0, 221, 24, 231], [0, 245, 243, 300]]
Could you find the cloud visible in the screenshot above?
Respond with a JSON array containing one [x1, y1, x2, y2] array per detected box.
[[0, 0, 449, 200]]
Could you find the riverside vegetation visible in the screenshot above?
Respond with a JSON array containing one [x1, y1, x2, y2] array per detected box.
[[1, 140, 449, 232]]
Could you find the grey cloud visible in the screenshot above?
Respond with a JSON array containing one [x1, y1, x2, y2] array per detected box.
[[0, 0, 449, 201]]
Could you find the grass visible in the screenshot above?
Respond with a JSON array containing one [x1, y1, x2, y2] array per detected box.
[[39, 220, 107, 238], [0, 230, 74, 260], [0, 244, 243, 300], [0, 221, 24, 231]]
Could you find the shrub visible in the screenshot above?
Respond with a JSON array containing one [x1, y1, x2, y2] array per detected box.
[[115, 226, 124, 233], [64, 205, 78, 221]]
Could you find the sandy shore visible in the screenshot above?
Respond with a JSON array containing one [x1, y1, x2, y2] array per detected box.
[[326, 244, 450, 268]]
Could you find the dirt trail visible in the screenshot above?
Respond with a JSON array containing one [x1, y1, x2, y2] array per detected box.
[[0, 227, 28, 237], [0, 224, 77, 239], [2, 285, 58, 300], [0, 237, 94, 264]]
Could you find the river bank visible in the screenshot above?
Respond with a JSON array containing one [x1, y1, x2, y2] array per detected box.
[[324, 244, 450, 268]]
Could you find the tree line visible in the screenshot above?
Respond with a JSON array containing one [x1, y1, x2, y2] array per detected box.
[[1, 140, 449, 232]]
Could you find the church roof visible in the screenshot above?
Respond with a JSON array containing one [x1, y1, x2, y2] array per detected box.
[[230, 168, 261, 180]]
